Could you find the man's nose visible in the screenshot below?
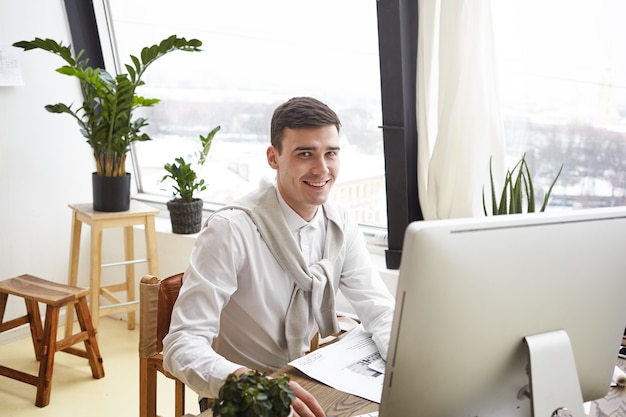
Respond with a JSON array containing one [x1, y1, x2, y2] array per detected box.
[[311, 156, 329, 174]]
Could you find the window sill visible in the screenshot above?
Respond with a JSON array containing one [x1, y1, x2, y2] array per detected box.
[[137, 195, 398, 289]]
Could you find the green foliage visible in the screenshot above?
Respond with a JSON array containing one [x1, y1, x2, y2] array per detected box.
[[483, 153, 563, 215], [162, 126, 220, 202], [209, 370, 295, 417], [12, 35, 202, 176]]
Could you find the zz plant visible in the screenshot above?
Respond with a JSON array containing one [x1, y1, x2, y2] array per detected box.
[[209, 370, 295, 417], [13, 35, 202, 176], [483, 153, 563, 215], [162, 125, 220, 203]]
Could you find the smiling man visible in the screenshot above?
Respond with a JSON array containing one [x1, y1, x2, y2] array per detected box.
[[163, 97, 395, 417]]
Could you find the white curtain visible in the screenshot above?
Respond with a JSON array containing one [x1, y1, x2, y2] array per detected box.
[[417, 0, 506, 219]]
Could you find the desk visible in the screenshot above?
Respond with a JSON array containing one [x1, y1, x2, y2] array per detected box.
[[65, 201, 159, 336], [193, 366, 370, 417], [195, 366, 375, 417], [195, 360, 626, 417]]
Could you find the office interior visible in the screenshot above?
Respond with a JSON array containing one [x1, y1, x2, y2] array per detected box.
[[2, 1, 626, 416], [0, 1, 397, 415]]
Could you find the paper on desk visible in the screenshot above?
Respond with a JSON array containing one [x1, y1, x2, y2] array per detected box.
[[288, 324, 384, 403]]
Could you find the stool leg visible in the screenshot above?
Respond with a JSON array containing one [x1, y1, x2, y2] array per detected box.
[[35, 304, 59, 407], [65, 212, 82, 337], [90, 222, 104, 332], [123, 225, 136, 330], [145, 214, 159, 277], [74, 297, 105, 379], [0, 293, 6, 321], [24, 299, 44, 361]]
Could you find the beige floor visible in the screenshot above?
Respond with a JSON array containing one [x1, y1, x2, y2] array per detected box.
[[0, 317, 201, 417]]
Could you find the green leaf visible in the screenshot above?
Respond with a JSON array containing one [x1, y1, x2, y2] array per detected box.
[[483, 152, 563, 216], [13, 34, 203, 176]]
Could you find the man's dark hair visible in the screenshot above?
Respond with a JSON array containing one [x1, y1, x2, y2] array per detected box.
[[270, 97, 342, 152]]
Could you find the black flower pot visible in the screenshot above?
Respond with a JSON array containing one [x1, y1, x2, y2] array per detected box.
[[167, 198, 204, 234], [92, 173, 131, 212]]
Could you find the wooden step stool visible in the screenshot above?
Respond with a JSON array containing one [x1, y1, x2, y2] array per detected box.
[[0, 274, 105, 407]]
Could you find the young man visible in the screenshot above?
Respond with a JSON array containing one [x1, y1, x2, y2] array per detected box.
[[163, 97, 395, 417]]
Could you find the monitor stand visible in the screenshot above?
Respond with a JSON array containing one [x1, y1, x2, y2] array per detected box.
[[523, 329, 585, 417]]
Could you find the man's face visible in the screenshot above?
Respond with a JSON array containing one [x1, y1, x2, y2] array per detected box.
[[266, 125, 340, 221]]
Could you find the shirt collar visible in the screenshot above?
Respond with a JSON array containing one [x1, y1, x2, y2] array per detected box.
[[275, 183, 324, 232]]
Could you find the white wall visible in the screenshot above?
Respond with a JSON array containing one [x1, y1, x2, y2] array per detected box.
[[0, 0, 90, 323], [0, 0, 196, 342]]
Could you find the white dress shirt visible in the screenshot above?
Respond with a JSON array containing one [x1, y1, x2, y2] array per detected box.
[[162, 185, 395, 398]]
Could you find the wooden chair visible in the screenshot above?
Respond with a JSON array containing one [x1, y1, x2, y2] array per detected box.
[[139, 273, 186, 417], [0, 274, 105, 407]]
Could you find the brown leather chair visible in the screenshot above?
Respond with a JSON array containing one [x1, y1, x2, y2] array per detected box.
[[139, 273, 185, 417]]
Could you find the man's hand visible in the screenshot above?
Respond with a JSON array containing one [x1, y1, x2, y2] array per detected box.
[[289, 380, 326, 417]]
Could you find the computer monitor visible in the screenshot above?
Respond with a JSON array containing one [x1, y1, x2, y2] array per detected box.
[[380, 206, 626, 417]]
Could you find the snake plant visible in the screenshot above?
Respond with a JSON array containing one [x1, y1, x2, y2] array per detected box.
[[483, 153, 563, 215]]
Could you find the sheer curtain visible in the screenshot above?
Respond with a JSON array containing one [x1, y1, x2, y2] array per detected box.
[[417, 0, 505, 219]]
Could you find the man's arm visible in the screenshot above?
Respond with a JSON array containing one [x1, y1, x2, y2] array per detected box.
[[162, 215, 244, 398], [337, 211, 396, 359]]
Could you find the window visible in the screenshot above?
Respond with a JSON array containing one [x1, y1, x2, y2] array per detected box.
[[100, 0, 388, 228], [492, 0, 626, 209]]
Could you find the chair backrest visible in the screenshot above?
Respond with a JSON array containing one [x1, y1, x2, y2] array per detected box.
[[139, 273, 185, 417], [156, 273, 184, 352], [139, 273, 183, 358]]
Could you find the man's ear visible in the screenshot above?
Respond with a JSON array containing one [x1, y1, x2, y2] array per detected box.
[[266, 146, 279, 169]]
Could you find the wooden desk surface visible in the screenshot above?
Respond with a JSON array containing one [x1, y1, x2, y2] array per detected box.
[[196, 360, 626, 417], [282, 366, 378, 417]]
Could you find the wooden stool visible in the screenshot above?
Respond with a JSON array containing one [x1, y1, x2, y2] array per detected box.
[[65, 201, 159, 336], [0, 274, 105, 407]]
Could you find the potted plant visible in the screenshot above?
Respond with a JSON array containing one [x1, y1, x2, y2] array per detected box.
[[483, 153, 563, 215], [12, 35, 202, 212], [209, 370, 296, 417], [162, 125, 220, 234]]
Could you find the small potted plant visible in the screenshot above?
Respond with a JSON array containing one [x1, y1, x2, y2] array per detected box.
[[162, 125, 220, 234], [483, 153, 563, 215], [209, 370, 296, 417], [13, 35, 202, 212]]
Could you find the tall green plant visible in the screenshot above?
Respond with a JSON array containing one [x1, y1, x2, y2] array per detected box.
[[13, 35, 202, 176], [483, 153, 563, 215], [162, 126, 220, 202]]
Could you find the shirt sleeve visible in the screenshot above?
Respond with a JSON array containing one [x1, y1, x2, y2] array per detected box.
[[338, 211, 396, 360], [162, 213, 246, 398]]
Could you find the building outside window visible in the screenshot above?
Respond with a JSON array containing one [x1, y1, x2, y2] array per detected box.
[[492, 0, 626, 209]]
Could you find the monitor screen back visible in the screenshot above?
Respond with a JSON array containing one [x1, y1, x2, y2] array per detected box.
[[380, 207, 626, 417]]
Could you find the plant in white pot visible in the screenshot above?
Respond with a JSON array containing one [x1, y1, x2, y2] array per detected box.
[[208, 370, 296, 417], [12, 35, 202, 212], [161, 126, 220, 234]]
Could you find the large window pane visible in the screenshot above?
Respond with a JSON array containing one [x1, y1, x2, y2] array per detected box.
[[104, 0, 387, 227], [492, 0, 626, 209]]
